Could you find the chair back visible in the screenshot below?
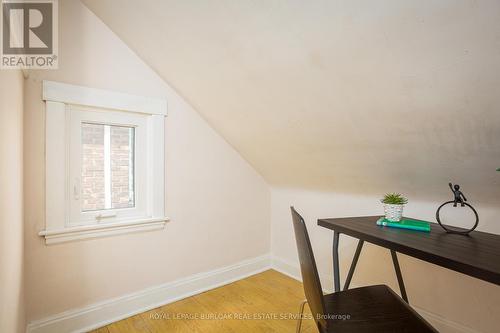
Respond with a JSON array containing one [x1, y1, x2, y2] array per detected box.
[[290, 207, 326, 330]]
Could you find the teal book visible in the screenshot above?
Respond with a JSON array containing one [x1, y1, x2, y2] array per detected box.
[[376, 217, 431, 232]]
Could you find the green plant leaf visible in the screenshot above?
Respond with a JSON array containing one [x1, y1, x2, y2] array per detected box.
[[380, 193, 408, 205]]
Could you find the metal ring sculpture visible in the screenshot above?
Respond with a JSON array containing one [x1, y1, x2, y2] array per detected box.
[[436, 201, 479, 235]]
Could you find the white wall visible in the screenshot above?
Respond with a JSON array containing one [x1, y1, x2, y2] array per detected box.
[[18, 1, 500, 333], [83, 0, 500, 205], [24, 0, 270, 325], [0, 71, 25, 333], [271, 187, 500, 333], [79, 3, 500, 332]]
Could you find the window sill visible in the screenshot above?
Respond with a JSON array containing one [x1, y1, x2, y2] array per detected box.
[[39, 217, 169, 245]]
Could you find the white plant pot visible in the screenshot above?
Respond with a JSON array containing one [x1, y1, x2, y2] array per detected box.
[[384, 204, 404, 222]]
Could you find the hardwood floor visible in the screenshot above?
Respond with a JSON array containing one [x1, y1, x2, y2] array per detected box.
[[89, 270, 317, 332]]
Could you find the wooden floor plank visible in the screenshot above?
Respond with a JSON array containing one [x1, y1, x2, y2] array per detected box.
[[88, 327, 110, 333], [107, 314, 152, 333], [90, 269, 317, 332]]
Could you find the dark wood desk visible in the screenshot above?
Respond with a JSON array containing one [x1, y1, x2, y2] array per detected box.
[[318, 216, 500, 303]]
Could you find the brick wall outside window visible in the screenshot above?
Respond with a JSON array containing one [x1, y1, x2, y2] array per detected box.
[[82, 124, 105, 211], [111, 126, 134, 209], [81, 124, 134, 212]]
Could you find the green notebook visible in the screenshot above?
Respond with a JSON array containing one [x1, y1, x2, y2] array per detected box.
[[376, 217, 431, 232]]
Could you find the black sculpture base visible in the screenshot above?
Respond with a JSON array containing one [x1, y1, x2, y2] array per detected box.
[[436, 201, 479, 235]]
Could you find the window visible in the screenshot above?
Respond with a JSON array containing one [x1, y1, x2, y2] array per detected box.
[[40, 81, 168, 244], [68, 106, 150, 226]]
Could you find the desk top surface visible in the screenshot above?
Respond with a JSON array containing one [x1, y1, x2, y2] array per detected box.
[[318, 216, 500, 286]]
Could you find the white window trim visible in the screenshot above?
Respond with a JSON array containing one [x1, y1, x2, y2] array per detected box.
[[40, 80, 169, 245], [42, 80, 167, 116], [39, 218, 166, 245]]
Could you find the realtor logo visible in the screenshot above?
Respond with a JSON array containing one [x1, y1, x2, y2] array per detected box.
[[1, 0, 58, 69]]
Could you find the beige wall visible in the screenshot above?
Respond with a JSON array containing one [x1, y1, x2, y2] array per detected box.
[[0, 71, 25, 332], [24, 0, 270, 323], [271, 188, 500, 333]]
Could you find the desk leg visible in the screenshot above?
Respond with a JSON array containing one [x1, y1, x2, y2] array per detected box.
[[390, 250, 408, 303], [343, 240, 364, 290], [333, 231, 340, 292]]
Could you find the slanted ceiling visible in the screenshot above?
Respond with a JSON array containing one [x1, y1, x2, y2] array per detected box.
[[83, 0, 500, 204]]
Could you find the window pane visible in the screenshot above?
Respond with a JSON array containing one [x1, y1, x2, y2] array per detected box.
[[81, 123, 135, 212], [110, 125, 135, 209], [81, 123, 105, 211]]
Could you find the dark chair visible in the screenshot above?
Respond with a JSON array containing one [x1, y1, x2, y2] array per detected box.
[[291, 207, 437, 333]]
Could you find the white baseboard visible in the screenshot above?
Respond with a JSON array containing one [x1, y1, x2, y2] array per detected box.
[[271, 255, 334, 293], [27, 254, 271, 333], [271, 256, 481, 333], [25, 254, 481, 333]]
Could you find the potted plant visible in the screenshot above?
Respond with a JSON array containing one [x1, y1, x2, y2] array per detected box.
[[381, 193, 408, 222]]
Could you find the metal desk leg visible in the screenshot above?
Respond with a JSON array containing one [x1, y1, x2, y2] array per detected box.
[[333, 231, 340, 292], [343, 240, 364, 290], [296, 299, 307, 333], [390, 250, 408, 303]]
